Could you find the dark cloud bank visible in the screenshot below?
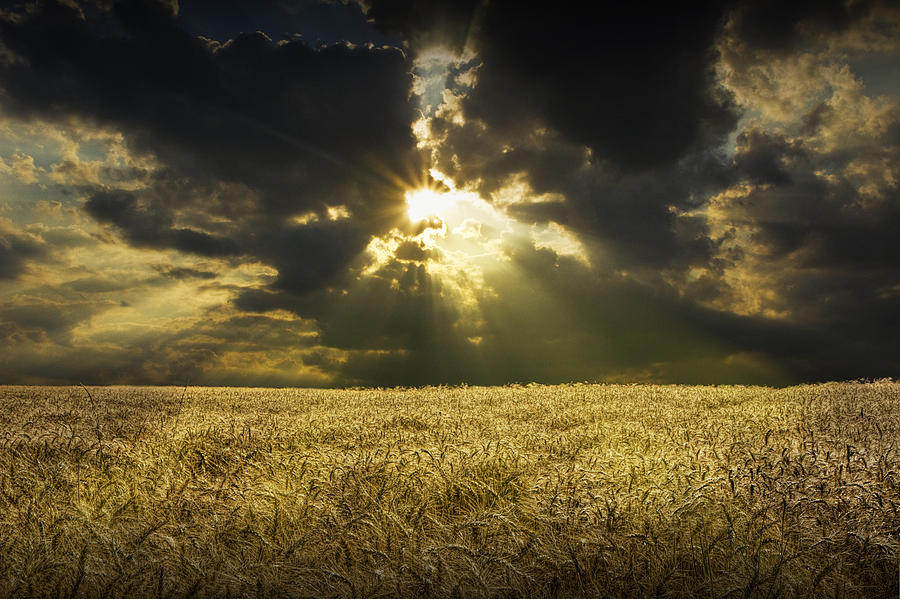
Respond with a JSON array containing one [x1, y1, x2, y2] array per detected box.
[[0, 0, 897, 385]]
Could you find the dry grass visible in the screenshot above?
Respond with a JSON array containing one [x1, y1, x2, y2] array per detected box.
[[0, 382, 897, 598]]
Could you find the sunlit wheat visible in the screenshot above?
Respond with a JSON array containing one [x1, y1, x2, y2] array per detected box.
[[0, 382, 896, 597]]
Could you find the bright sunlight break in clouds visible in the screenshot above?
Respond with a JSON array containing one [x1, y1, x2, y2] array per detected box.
[[406, 188, 456, 224], [1, 0, 899, 386]]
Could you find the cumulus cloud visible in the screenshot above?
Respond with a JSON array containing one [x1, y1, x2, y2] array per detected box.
[[0, 152, 43, 184], [0, 0, 423, 290]]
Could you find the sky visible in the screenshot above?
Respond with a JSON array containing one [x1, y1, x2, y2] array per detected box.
[[0, 0, 898, 387]]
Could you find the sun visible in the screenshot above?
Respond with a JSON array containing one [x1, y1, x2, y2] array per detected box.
[[405, 188, 460, 223]]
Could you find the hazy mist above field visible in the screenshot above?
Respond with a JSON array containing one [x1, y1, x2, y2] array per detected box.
[[0, 0, 898, 386]]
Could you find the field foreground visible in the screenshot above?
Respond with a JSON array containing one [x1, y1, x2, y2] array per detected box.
[[0, 383, 897, 598]]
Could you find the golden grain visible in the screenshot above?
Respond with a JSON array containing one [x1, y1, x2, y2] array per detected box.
[[0, 382, 896, 597]]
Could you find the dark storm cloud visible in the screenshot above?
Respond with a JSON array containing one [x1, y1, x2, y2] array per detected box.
[[359, 0, 900, 383], [0, 227, 46, 279], [727, 125, 900, 269], [368, 0, 897, 269], [716, 119, 900, 288], [0, 0, 422, 292], [733, 130, 799, 186], [84, 189, 243, 257], [0, 298, 112, 345], [369, 0, 737, 172], [365, 0, 742, 275], [156, 265, 218, 280], [681, 106, 900, 381], [261, 221, 372, 295], [432, 120, 731, 273], [470, 4, 737, 172], [110, 0, 179, 32], [728, 0, 883, 51], [1, 0, 898, 386]]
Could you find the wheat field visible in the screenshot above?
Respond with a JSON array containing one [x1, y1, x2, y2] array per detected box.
[[0, 382, 896, 598]]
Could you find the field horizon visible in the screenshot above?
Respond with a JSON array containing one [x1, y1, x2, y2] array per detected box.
[[0, 381, 897, 598]]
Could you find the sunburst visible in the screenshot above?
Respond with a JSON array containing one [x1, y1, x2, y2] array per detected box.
[[405, 188, 461, 223]]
